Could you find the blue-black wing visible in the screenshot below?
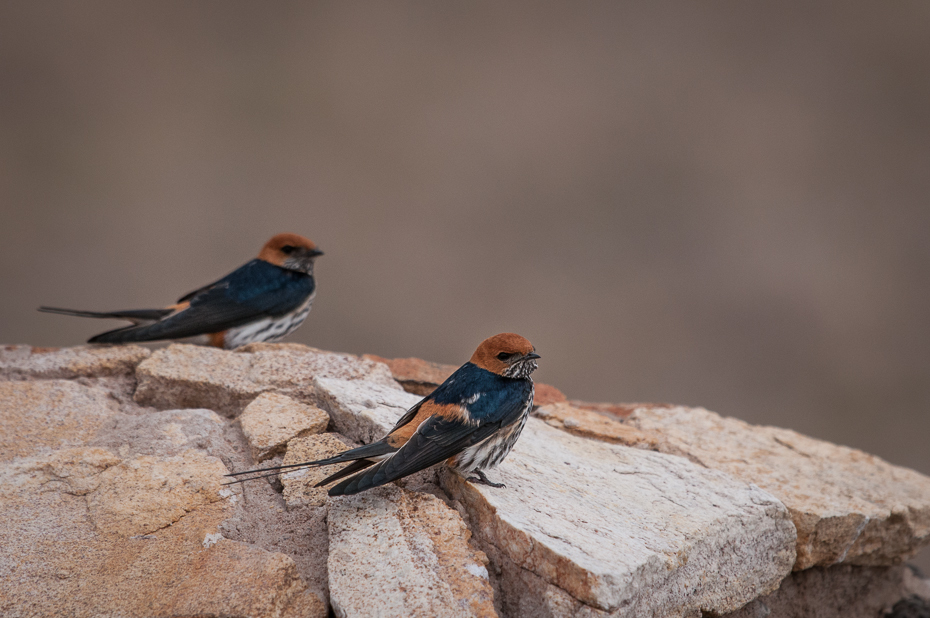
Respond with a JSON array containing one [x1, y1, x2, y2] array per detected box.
[[89, 260, 314, 343], [328, 368, 532, 496], [328, 414, 504, 496]]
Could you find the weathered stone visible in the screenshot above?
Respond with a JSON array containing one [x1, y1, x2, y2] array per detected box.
[[722, 564, 930, 618], [627, 406, 930, 569], [86, 450, 228, 536], [0, 448, 325, 618], [313, 376, 422, 444], [134, 343, 396, 415], [90, 407, 234, 460], [534, 402, 660, 448], [443, 418, 797, 617], [569, 401, 672, 420], [534, 382, 568, 407], [282, 433, 353, 508], [0, 344, 150, 379], [240, 392, 330, 462], [363, 354, 459, 396], [0, 380, 119, 462], [328, 484, 497, 618]]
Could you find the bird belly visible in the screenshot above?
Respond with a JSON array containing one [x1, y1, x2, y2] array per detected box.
[[450, 407, 531, 474], [222, 295, 314, 349]]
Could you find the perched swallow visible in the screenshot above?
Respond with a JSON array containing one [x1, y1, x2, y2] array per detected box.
[[39, 233, 322, 349], [226, 333, 540, 495]]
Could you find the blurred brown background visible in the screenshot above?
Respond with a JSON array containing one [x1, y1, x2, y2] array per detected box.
[[1, 2, 928, 567]]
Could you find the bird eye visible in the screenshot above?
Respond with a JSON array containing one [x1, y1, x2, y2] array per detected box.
[[496, 352, 512, 361], [280, 245, 296, 254]]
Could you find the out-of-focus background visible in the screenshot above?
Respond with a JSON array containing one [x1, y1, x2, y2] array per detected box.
[[1, 2, 928, 567]]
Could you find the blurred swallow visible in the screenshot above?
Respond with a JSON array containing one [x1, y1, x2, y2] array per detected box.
[[40, 233, 322, 349], [226, 333, 540, 495]]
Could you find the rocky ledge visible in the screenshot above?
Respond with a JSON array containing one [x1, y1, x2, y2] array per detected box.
[[1, 343, 928, 618]]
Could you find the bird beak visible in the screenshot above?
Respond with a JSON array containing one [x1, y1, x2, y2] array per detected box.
[[307, 248, 324, 257], [524, 352, 541, 360]]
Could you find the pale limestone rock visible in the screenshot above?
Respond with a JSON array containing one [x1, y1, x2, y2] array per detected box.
[[86, 450, 228, 536], [282, 433, 352, 508], [534, 402, 660, 448], [328, 484, 497, 618], [240, 392, 330, 462], [0, 380, 119, 462], [134, 343, 396, 415], [443, 418, 797, 618], [0, 344, 150, 379], [89, 407, 232, 459], [313, 376, 422, 443], [627, 406, 930, 569], [134, 344, 257, 413], [0, 448, 325, 618]]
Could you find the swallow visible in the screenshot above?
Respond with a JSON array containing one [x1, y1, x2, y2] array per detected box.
[[39, 233, 322, 349], [226, 333, 540, 495]]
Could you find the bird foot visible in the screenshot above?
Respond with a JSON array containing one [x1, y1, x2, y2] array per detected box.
[[467, 470, 506, 488]]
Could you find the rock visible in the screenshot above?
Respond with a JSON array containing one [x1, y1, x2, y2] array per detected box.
[[240, 392, 330, 462], [0, 344, 150, 379], [569, 401, 672, 421], [313, 377, 422, 444], [327, 484, 497, 618], [282, 433, 354, 508], [534, 402, 660, 448], [85, 450, 228, 536], [627, 406, 930, 570], [0, 448, 326, 618], [363, 354, 458, 396], [134, 343, 396, 415], [442, 418, 797, 617], [534, 382, 568, 407], [89, 407, 235, 460], [0, 380, 119, 462], [722, 564, 930, 618]]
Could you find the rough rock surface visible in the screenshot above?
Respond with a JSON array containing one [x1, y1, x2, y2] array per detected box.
[[240, 392, 330, 462], [534, 402, 659, 448], [722, 564, 930, 618], [328, 484, 497, 618], [134, 342, 395, 415], [85, 450, 228, 536], [628, 406, 930, 570], [2, 341, 929, 618], [313, 376, 422, 443], [282, 433, 354, 508], [0, 343, 150, 379], [363, 354, 459, 396], [0, 380, 120, 461], [443, 418, 797, 617], [0, 446, 325, 618]]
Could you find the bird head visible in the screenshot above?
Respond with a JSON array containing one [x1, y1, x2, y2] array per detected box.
[[470, 333, 540, 379], [258, 233, 323, 274]]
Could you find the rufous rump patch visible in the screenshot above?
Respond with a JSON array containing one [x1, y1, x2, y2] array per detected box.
[[207, 331, 226, 348], [164, 301, 190, 314], [387, 401, 467, 447]]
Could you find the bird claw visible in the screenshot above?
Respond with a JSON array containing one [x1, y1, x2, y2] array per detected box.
[[467, 470, 506, 488]]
